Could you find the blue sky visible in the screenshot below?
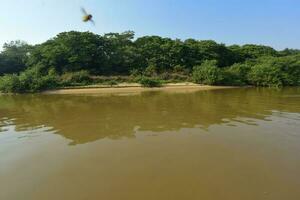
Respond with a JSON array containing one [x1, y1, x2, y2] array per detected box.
[[0, 0, 299, 50]]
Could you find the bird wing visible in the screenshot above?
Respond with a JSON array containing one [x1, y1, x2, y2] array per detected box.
[[90, 19, 96, 26], [81, 7, 88, 15]]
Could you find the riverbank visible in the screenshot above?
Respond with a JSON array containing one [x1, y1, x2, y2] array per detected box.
[[43, 82, 238, 95]]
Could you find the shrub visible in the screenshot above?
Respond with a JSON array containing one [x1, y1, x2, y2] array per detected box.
[[144, 65, 158, 76], [60, 70, 91, 86], [129, 69, 142, 77], [246, 56, 300, 87], [38, 68, 60, 91], [222, 63, 251, 86], [0, 67, 59, 93], [192, 60, 224, 85], [0, 74, 21, 93], [277, 56, 300, 86], [248, 64, 284, 87], [158, 72, 189, 83], [92, 76, 132, 84], [139, 77, 162, 87], [173, 65, 189, 74], [103, 80, 118, 87], [18, 67, 59, 92], [158, 72, 171, 80]]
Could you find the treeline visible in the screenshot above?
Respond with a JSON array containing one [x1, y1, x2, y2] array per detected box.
[[0, 31, 299, 92]]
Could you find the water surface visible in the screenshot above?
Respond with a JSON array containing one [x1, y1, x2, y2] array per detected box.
[[1, 87, 300, 200]]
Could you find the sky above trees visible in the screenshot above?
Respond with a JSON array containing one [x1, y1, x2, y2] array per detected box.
[[1, 0, 300, 50]]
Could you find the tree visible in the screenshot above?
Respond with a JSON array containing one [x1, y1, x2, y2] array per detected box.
[[223, 63, 251, 86], [279, 48, 300, 56], [239, 44, 278, 59], [247, 56, 300, 87], [1, 31, 299, 93], [134, 36, 175, 72], [102, 31, 136, 74], [185, 39, 237, 68], [27, 31, 108, 74], [0, 41, 32, 75], [192, 60, 224, 85]]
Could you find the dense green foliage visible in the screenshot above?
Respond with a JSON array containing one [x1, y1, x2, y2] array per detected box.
[[0, 41, 32, 75], [248, 56, 300, 87], [138, 77, 163, 88], [0, 31, 299, 92], [193, 60, 224, 85], [0, 66, 59, 93], [222, 63, 250, 86], [60, 70, 92, 86]]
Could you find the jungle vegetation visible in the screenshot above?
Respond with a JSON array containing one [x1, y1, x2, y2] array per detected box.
[[0, 31, 299, 92]]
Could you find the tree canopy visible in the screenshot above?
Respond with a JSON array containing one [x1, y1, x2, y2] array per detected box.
[[0, 31, 299, 92]]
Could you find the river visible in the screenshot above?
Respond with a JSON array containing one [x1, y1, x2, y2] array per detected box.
[[1, 87, 300, 200]]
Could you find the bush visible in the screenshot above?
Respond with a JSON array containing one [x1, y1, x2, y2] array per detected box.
[[0, 74, 21, 93], [192, 60, 224, 85], [173, 65, 189, 74], [248, 64, 284, 87], [103, 80, 118, 87], [246, 56, 300, 87], [139, 77, 162, 87], [60, 70, 91, 86], [159, 72, 189, 82], [277, 56, 300, 86], [92, 76, 132, 84], [18, 67, 57, 92], [0, 67, 59, 93], [129, 69, 142, 77], [144, 65, 158, 76], [222, 63, 251, 86]]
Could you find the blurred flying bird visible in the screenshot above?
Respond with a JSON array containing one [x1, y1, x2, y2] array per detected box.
[[81, 7, 95, 25]]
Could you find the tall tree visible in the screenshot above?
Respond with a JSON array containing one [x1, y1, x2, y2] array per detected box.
[[0, 41, 32, 75]]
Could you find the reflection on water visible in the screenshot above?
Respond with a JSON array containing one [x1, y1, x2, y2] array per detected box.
[[1, 87, 300, 200], [1, 88, 300, 145]]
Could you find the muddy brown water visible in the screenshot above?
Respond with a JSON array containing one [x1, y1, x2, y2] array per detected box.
[[1, 87, 300, 200]]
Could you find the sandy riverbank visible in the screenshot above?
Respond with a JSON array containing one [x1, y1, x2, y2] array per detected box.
[[43, 83, 238, 95]]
